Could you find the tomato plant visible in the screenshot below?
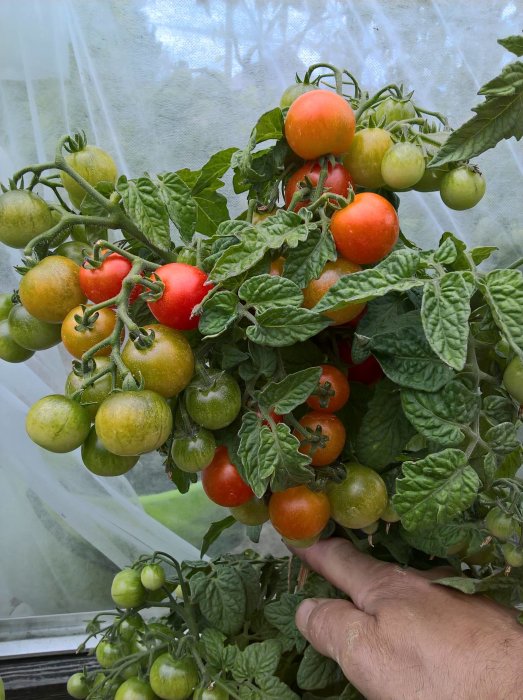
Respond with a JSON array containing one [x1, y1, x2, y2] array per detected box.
[[269, 485, 330, 540], [171, 427, 216, 472], [201, 446, 253, 507], [0, 189, 54, 249], [284, 90, 356, 159], [330, 192, 399, 264], [284, 160, 353, 212], [121, 324, 194, 398], [148, 263, 211, 331]]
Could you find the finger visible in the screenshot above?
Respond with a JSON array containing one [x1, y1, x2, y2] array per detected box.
[[291, 538, 393, 613], [295, 597, 372, 676]]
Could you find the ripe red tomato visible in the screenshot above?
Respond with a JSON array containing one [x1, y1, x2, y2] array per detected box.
[[297, 411, 346, 467], [330, 192, 399, 264], [79, 251, 141, 304], [201, 446, 253, 507], [306, 364, 350, 413], [269, 485, 330, 540], [302, 257, 366, 325], [284, 91, 356, 160], [147, 263, 211, 331], [285, 161, 353, 212], [337, 339, 384, 385]]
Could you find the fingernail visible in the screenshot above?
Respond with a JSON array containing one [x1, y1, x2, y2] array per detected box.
[[295, 598, 319, 634]]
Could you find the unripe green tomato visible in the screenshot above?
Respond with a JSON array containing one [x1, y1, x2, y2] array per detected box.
[[81, 426, 139, 477], [171, 427, 216, 473], [413, 131, 451, 192], [282, 533, 320, 549], [374, 96, 417, 124], [440, 165, 486, 210], [0, 189, 54, 248], [66, 672, 90, 699], [193, 684, 230, 700], [111, 568, 147, 608], [362, 520, 379, 535], [0, 293, 14, 321], [65, 357, 115, 422], [327, 463, 388, 529], [485, 507, 521, 541], [61, 145, 118, 209], [115, 677, 159, 700], [8, 303, 62, 350], [140, 563, 166, 591], [381, 142, 425, 190], [118, 613, 145, 641], [463, 542, 496, 566], [176, 248, 198, 265], [280, 82, 318, 109], [380, 499, 401, 523], [502, 542, 523, 568], [185, 371, 241, 430], [53, 240, 92, 266], [149, 653, 199, 700], [503, 356, 523, 404], [230, 497, 269, 525], [0, 318, 34, 363], [26, 394, 91, 452], [95, 639, 128, 668], [342, 127, 393, 189]]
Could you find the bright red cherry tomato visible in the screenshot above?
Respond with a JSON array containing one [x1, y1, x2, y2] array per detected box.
[[147, 263, 212, 331], [269, 485, 330, 540], [79, 251, 141, 304], [285, 161, 353, 212], [330, 192, 399, 265], [201, 446, 253, 507]]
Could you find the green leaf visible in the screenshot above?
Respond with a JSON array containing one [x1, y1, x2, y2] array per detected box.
[[192, 147, 238, 195], [168, 463, 197, 494], [220, 344, 250, 370], [261, 424, 314, 492], [400, 522, 474, 558], [430, 59, 523, 165], [254, 108, 284, 143], [483, 269, 523, 360], [200, 516, 237, 557], [401, 379, 480, 446], [496, 448, 523, 479], [482, 395, 517, 424], [156, 172, 196, 243], [314, 249, 422, 312], [257, 367, 323, 415], [421, 272, 475, 370], [284, 226, 337, 288], [372, 326, 455, 392], [297, 645, 344, 691], [498, 35, 523, 57], [239, 274, 303, 311], [199, 291, 239, 337], [247, 307, 330, 347], [264, 593, 306, 652], [232, 639, 282, 681], [193, 188, 230, 236], [255, 676, 300, 700], [432, 237, 458, 265], [238, 412, 270, 498], [200, 628, 227, 670], [210, 228, 265, 282], [393, 449, 481, 531], [190, 565, 246, 635], [355, 379, 415, 470], [116, 176, 171, 251], [485, 422, 520, 455], [470, 246, 498, 266], [239, 343, 278, 382], [435, 571, 520, 596]]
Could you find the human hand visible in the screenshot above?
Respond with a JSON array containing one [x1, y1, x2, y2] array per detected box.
[[293, 538, 523, 700]]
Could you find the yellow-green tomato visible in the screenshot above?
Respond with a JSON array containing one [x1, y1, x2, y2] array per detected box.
[[0, 293, 14, 321], [380, 498, 401, 523], [140, 563, 166, 591], [121, 324, 194, 399], [149, 653, 199, 700], [26, 394, 90, 453], [95, 639, 128, 668], [0, 189, 54, 248], [95, 390, 173, 456], [61, 145, 118, 209], [193, 684, 230, 700], [439, 165, 486, 210], [81, 426, 139, 477], [327, 463, 388, 529], [503, 356, 523, 404], [342, 127, 393, 189], [230, 497, 269, 526], [8, 303, 62, 350], [65, 357, 115, 421], [0, 319, 34, 363], [66, 672, 90, 699], [115, 677, 159, 700], [111, 568, 147, 609], [381, 142, 425, 190]]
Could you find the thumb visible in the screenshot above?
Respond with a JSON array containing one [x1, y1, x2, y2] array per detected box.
[[295, 597, 372, 668]]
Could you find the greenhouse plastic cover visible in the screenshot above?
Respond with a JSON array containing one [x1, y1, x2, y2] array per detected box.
[[0, 0, 522, 616]]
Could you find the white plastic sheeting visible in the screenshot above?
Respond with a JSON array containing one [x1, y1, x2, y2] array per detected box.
[[0, 0, 522, 616]]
